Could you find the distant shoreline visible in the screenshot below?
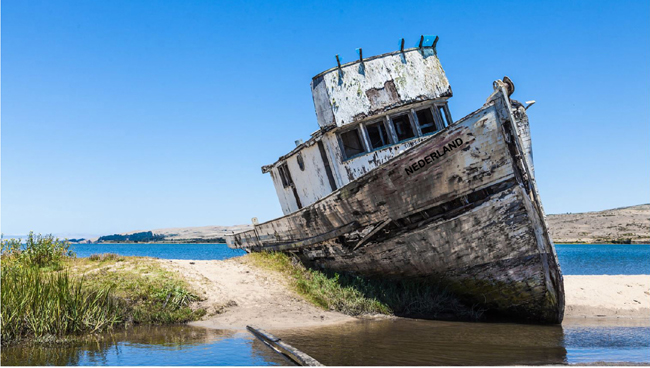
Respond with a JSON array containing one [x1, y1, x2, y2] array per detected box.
[[554, 242, 650, 245], [72, 241, 228, 245], [74, 204, 649, 246], [70, 242, 649, 245], [547, 204, 650, 244], [554, 240, 649, 245]]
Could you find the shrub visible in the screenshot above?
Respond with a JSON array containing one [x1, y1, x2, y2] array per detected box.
[[1, 232, 74, 269]]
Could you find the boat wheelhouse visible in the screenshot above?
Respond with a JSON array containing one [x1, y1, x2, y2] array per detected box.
[[263, 45, 454, 215]]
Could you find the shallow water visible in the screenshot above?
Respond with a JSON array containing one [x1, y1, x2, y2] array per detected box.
[[3, 320, 648, 365], [0, 325, 290, 366], [277, 319, 650, 365]]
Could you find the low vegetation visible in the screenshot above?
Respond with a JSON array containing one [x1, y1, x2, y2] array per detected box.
[[246, 252, 483, 321], [97, 231, 165, 243], [1, 233, 205, 345]]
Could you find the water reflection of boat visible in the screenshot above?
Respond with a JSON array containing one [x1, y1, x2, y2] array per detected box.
[[226, 36, 564, 324], [279, 319, 568, 365]]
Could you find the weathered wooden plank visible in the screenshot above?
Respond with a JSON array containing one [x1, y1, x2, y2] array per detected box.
[[251, 221, 360, 252], [246, 325, 323, 366]]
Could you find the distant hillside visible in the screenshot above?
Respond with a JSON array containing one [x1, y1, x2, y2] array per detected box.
[[86, 204, 649, 245], [547, 204, 650, 244], [88, 224, 253, 244]]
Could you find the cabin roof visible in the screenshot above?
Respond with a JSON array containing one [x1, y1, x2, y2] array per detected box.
[[261, 126, 335, 173], [310, 46, 451, 129], [312, 47, 428, 80]]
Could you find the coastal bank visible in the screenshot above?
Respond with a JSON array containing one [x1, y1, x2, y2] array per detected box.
[[164, 256, 650, 331], [3, 240, 648, 347]]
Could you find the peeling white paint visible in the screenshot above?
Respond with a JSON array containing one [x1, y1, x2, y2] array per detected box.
[[311, 48, 451, 128]]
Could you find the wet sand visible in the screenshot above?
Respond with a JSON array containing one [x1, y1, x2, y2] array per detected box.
[[162, 258, 649, 330]]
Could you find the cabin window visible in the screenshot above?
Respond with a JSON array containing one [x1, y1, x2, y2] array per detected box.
[[437, 105, 452, 127], [416, 108, 438, 135], [392, 114, 415, 142], [277, 163, 293, 188], [365, 120, 390, 150], [296, 153, 305, 171], [339, 128, 365, 159]]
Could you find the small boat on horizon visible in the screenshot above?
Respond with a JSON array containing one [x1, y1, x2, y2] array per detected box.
[[226, 36, 565, 324]]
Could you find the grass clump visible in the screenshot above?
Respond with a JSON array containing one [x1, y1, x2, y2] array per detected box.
[[1, 234, 205, 345], [246, 252, 483, 321], [88, 253, 124, 262], [1, 266, 122, 343], [73, 257, 206, 325], [248, 252, 389, 315]]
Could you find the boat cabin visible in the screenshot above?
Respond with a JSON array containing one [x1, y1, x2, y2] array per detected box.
[[261, 42, 454, 215]]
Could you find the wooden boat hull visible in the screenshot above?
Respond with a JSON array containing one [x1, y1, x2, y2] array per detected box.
[[227, 89, 565, 324]]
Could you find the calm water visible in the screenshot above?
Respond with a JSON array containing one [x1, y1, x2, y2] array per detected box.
[[279, 319, 650, 365], [555, 243, 650, 275], [3, 321, 648, 365], [0, 326, 290, 366], [71, 243, 246, 260], [71, 242, 650, 275]]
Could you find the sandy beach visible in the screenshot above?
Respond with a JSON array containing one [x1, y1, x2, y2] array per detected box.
[[564, 275, 649, 321], [161, 257, 649, 330], [160, 258, 355, 331]]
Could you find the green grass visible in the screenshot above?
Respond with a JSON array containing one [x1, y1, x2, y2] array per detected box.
[[246, 252, 483, 321], [1, 234, 205, 345], [1, 265, 122, 343], [1, 232, 73, 270], [72, 256, 206, 325]]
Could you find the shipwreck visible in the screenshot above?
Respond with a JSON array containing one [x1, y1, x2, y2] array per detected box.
[[226, 36, 565, 324]]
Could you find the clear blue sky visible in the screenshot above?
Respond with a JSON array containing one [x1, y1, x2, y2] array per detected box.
[[2, 0, 649, 237]]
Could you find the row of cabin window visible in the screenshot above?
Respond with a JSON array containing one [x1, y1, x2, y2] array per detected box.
[[338, 104, 452, 160], [277, 163, 293, 188]]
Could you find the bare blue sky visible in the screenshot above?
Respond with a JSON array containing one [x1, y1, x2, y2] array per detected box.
[[2, 0, 649, 237]]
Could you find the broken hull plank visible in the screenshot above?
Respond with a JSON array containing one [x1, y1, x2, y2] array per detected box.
[[227, 90, 564, 324]]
